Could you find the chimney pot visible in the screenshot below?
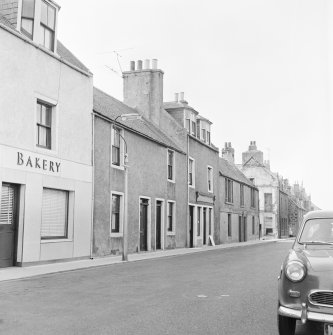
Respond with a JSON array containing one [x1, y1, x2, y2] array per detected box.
[[179, 92, 184, 101], [225, 142, 228, 148], [137, 60, 143, 70], [144, 59, 150, 69], [228, 142, 231, 147], [130, 61, 135, 71], [152, 59, 158, 69], [175, 93, 179, 102]]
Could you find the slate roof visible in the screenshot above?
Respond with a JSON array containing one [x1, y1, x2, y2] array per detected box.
[[93, 87, 184, 153], [0, 14, 90, 74], [219, 157, 256, 188]]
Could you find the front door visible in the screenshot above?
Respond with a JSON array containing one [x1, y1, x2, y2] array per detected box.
[[140, 198, 149, 251], [243, 217, 247, 242], [239, 216, 242, 242], [203, 208, 207, 245], [189, 206, 194, 248], [156, 201, 162, 250], [0, 183, 19, 268]]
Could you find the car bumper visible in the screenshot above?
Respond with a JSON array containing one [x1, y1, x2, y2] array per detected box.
[[279, 305, 333, 324]]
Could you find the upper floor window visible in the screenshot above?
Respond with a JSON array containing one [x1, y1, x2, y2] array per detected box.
[[112, 127, 121, 166], [251, 188, 256, 208], [264, 193, 272, 211], [188, 158, 195, 187], [167, 150, 175, 181], [40, 0, 56, 51], [185, 118, 190, 132], [201, 129, 206, 142], [207, 131, 211, 145], [191, 121, 196, 137], [196, 120, 200, 139], [225, 178, 233, 203], [207, 166, 213, 192], [240, 184, 244, 207], [21, 0, 35, 39], [36, 100, 52, 149]]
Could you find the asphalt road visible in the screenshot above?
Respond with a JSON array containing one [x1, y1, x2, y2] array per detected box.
[[0, 240, 325, 335]]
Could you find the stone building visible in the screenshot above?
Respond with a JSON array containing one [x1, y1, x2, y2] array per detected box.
[[0, 0, 93, 267], [219, 143, 260, 243]]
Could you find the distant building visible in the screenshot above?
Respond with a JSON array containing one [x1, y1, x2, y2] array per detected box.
[[219, 143, 260, 243]]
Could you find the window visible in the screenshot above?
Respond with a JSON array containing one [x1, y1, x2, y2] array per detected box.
[[40, 0, 56, 51], [188, 158, 195, 187], [112, 127, 121, 166], [36, 100, 52, 149], [207, 131, 211, 145], [41, 188, 68, 239], [111, 194, 121, 233], [251, 189, 256, 208], [196, 121, 200, 139], [191, 121, 196, 137], [252, 216, 255, 234], [225, 178, 233, 203], [185, 118, 190, 132], [207, 166, 213, 192], [201, 129, 206, 142], [167, 150, 174, 181], [228, 214, 232, 237], [197, 207, 201, 236], [167, 201, 175, 233], [264, 193, 272, 211], [240, 184, 244, 207], [21, 0, 35, 39]]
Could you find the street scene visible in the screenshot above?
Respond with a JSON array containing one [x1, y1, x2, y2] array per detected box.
[[0, 240, 326, 335], [0, 0, 332, 334]]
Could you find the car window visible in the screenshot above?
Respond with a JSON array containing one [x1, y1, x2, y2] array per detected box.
[[299, 218, 333, 243]]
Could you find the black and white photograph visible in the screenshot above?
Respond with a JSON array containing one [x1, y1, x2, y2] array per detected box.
[[0, 0, 332, 334]]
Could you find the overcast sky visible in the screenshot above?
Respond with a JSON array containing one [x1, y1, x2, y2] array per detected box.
[[56, 0, 332, 209]]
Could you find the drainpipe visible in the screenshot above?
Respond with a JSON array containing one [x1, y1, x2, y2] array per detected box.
[[90, 113, 95, 259]]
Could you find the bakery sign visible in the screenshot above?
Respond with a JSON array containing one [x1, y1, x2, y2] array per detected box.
[[16, 151, 61, 173]]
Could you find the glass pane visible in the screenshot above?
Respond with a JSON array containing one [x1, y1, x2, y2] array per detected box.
[[48, 5, 55, 29], [41, 1, 48, 25], [36, 103, 41, 123], [38, 126, 47, 147], [113, 129, 120, 147], [112, 195, 120, 212], [21, 18, 33, 36], [45, 106, 51, 126], [40, 105, 46, 124], [22, 0, 35, 18]]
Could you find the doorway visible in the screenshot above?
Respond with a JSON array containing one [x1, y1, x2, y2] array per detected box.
[[0, 183, 19, 268], [140, 198, 149, 251], [203, 208, 207, 245], [156, 200, 162, 250], [189, 206, 194, 247]]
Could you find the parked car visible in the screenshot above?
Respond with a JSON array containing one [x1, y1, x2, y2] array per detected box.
[[277, 210, 333, 335]]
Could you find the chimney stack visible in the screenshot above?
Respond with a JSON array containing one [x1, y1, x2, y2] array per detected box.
[[242, 141, 263, 165], [221, 142, 235, 164], [174, 93, 179, 102], [123, 59, 164, 126], [179, 92, 184, 101]]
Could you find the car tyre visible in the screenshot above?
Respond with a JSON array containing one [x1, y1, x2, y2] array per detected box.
[[278, 313, 296, 335]]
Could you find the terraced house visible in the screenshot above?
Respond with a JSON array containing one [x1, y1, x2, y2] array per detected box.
[[0, 0, 93, 267], [219, 143, 260, 243]]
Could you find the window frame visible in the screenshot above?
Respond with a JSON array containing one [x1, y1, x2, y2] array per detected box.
[[111, 126, 124, 169], [251, 188, 256, 208], [110, 191, 124, 236], [167, 149, 175, 182], [36, 100, 52, 150], [225, 178, 233, 204], [20, 0, 35, 39], [240, 184, 244, 207], [167, 200, 176, 235], [227, 213, 232, 237], [188, 157, 195, 188], [207, 165, 213, 193], [40, 0, 56, 51]]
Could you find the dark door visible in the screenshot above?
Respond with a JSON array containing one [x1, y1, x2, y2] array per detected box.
[[239, 216, 242, 242], [243, 217, 247, 242], [156, 201, 162, 250], [203, 208, 207, 245], [189, 206, 194, 248], [0, 183, 19, 268], [140, 198, 149, 251]]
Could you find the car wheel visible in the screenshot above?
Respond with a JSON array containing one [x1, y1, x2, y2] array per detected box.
[[278, 313, 296, 335]]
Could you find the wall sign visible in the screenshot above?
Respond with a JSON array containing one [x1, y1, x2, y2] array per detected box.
[[17, 152, 61, 173], [196, 191, 215, 204]]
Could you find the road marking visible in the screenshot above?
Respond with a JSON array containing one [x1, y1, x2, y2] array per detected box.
[[197, 294, 207, 298], [220, 294, 230, 297]]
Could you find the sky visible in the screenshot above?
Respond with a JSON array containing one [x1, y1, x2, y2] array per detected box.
[[55, 0, 332, 209]]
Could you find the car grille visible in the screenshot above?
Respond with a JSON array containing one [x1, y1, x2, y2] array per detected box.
[[309, 291, 333, 307]]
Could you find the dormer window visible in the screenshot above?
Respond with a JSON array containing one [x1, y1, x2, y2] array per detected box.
[[40, 0, 56, 51], [21, 0, 35, 39]]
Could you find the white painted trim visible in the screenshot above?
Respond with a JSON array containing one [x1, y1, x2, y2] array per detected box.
[[110, 125, 125, 170], [110, 190, 124, 237], [207, 165, 213, 193], [166, 200, 176, 235], [16, 0, 23, 31], [139, 196, 151, 251], [188, 156, 195, 188], [155, 198, 165, 250]]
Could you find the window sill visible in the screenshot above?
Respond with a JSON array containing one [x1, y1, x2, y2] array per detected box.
[[167, 231, 175, 236], [168, 179, 175, 184], [208, 190, 213, 194], [189, 184, 195, 189], [41, 238, 72, 243], [110, 233, 123, 238], [111, 164, 124, 171], [225, 201, 234, 205]]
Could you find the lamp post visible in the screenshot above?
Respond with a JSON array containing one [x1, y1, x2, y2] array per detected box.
[[114, 113, 141, 261]]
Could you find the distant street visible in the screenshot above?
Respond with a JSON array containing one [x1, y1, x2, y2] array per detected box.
[[0, 241, 324, 335]]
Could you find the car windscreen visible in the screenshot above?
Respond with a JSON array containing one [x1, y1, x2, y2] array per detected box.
[[299, 218, 333, 244]]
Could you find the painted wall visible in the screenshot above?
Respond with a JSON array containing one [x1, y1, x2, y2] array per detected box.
[[93, 116, 187, 256], [0, 27, 93, 264]]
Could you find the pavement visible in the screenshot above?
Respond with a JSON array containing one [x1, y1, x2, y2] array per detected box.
[[0, 237, 284, 282]]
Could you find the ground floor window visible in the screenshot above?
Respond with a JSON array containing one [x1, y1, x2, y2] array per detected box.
[[167, 201, 176, 234], [228, 213, 232, 237], [41, 188, 68, 239], [252, 216, 255, 234]]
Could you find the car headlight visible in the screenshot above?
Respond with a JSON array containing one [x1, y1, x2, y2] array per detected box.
[[285, 261, 306, 282]]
